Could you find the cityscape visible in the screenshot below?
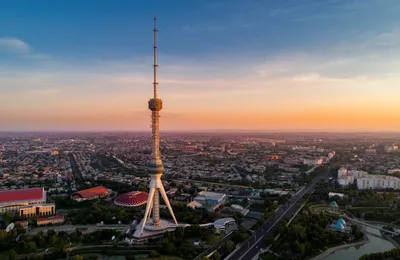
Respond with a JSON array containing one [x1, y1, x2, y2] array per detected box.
[[1, 1, 400, 260]]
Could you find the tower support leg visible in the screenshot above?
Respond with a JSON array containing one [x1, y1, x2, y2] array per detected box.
[[140, 185, 156, 235], [159, 184, 178, 225]]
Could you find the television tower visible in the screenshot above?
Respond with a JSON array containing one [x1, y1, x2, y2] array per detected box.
[[140, 17, 178, 235]]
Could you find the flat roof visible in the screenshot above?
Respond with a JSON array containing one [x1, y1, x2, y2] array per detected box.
[[37, 215, 64, 221], [0, 188, 44, 203]]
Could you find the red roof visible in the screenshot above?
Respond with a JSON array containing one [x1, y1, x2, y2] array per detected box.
[[114, 191, 148, 207], [71, 186, 109, 199], [0, 188, 44, 203], [15, 220, 29, 227], [37, 215, 64, 222]]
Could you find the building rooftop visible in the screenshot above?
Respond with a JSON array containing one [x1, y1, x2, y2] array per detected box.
[[195, 191, 226, 201], [214, 218, 235, 229], [71, 186, 109, 199], [114, 191, 148, 207], [37, 215, 65, 221], [0, 188, 44, 203]]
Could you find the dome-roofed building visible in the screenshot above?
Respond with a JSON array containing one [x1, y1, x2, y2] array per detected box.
[[335, 222, 344, 230], [337, 218, 346, 225], [114, 191, 148, 207], [330, 218, 352, 233]]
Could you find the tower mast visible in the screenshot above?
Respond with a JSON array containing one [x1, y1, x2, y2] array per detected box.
[[153, 17, 158, 99], [140, 17, 178, 235]]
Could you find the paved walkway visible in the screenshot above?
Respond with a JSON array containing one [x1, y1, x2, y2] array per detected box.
[[308, 237, 369, 260]]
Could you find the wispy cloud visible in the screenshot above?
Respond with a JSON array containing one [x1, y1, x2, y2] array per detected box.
[[0, 37, 30, 53]]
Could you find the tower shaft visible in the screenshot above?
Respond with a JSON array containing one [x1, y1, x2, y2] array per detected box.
[[139, 17, 178, 235]]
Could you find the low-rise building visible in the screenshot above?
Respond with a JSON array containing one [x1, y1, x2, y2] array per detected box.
[[37, 215, 65, 226], [0, 188, 46, 214], [187, 200, 203, 209], [19, 203, 56, 218], [230, 204, 249, 216], [303, 158, 323, 165], [15, 220, 29, 229], [328, 192, 344, 200], [193, 191, 226, 206], [71, 186, 110, 202]]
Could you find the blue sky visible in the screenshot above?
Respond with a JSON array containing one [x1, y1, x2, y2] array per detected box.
[[1, 0, 400, 131]]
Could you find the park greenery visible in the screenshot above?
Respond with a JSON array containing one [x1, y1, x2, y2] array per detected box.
[[156, 226, 219, 259], [0, 226, 120, 260], [160, 203, 216, 225], [359, 248, 400, 260], [310, 180, 399, 208], [348, 208, 400, 222], [67, 202, 141, 225], [262, 210, 364, 260]]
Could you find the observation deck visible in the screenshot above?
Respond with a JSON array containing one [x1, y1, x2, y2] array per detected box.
[[147, 162, 164, 173], [148, 98, 163, 111]]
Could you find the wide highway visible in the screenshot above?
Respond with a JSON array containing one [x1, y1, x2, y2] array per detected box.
[[226, 167, 332, 260]]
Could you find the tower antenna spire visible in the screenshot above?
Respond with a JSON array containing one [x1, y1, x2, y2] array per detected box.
[[153, 16, 158, 99]]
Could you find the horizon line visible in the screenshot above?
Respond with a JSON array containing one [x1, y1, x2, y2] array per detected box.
[[1, 130, 400, 134]]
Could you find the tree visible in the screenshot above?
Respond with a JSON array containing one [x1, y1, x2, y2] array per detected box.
[[3, 212, 12, 226], [175, 227, 185, 238], [0, 230, 7, 241], [125, 256, 137, 260], [47, 229, 56, 236], [210, 251, 220, 260], [265, 235, 275, 245], [223, 240, 235, 252], [8, 249, 17, 260], [26, 241, 37, 253], [149, 250, 159, 258], [161, 241, 175, 255], [232, 212, 244, 225]]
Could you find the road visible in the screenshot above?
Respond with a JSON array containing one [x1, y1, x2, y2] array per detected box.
[[194, 231, 234, 260], [175, 179, 251, 189], [226, 167, 332, 260], [27, 224, 127, 235], [68, 153, 85, 188]]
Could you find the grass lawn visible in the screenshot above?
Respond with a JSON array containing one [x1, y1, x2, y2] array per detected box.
[[206, 234, 222, 245]]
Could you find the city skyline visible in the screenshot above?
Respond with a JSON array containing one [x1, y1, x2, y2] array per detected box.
[[1, 0, 400, 132]]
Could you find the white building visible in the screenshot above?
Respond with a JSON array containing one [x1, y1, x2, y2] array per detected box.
[[328, 192, 344, 200], [357, 175, 400, 190], [193, 191, 226, 206], [338, 168, 400, 190]]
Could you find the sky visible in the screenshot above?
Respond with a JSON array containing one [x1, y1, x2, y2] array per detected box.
[[1, 0, 400, 132]]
